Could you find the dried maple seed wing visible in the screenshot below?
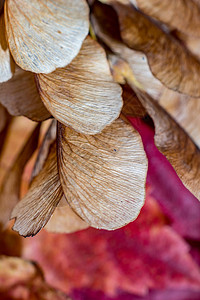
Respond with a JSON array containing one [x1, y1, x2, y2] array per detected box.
[[5, 0, 89, 73], [91, 1, 163, 99], [135, 0, 200, 37], [159, 88, 200, 148], [134, 89, 200, 201], [37, 36, 122, 135], [0, 103, 8, 133], [0, 67, 51, 121], [32, 119, 57, 179], [113, 2, 200, 97], [0, 104, 10, 155], [0, 13, 15, 83], [57, 119, 148, 230], [0, 124, 40, 228], [177, 32, 200, 61], [121, 84, 146, 117], [45, 196, 89, 233], [11, 143, 63, 237]]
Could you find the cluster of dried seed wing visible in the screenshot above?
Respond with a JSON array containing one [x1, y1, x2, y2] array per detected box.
[[0, 0, 199, 237]]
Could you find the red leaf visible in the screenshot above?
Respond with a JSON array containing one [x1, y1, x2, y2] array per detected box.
[[22, 196, 200, 297], [71, 288, 200, 300], [128, 117, 200, 241]]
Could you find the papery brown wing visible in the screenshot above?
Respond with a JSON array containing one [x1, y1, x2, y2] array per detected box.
[[0, 104, 10, 155], [135, 0, 200, 37], [0, 67, 51, 121], [0, 103, 8, 133], [134, 89, 200, 201], [12, 124, 89, 236], [5, 0, 89, 73], [177, 32, 200, 60], [11, 143, 63, 237], [159, 89, 200, 148], [32, 119, 57, 179], [107, 45, 200, 151], [0, 13, 15, 83], [121, 84, 147, 117], [128, 117, 200, 241], [112, 2, 200, 97], [37, 36, 122, 135], [45, 196, 89, 234], [107, 54, 148, 118], [111, 53, 200, 200], [0, 124, 40, 228], [57, 118, 148, 230], [91, 1, 163, 99]]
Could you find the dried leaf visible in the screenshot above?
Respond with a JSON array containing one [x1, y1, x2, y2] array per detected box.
[[0, 124, 40, 228], [4, 0, 89, 73], [11, 143, 63, 237], [37, 36, 122, 135], [32, 120, 57, 179], [0, 256, 71, 300], [135, 0, 200, 37], [0, 13, 15, 83], [91, 2, 163, 99], [134, 89, 200, 201], [57, 118, 148, 230], [0, 66, 51, 121], [112, 2, 200, 97], [45, 196, 89, 234]]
